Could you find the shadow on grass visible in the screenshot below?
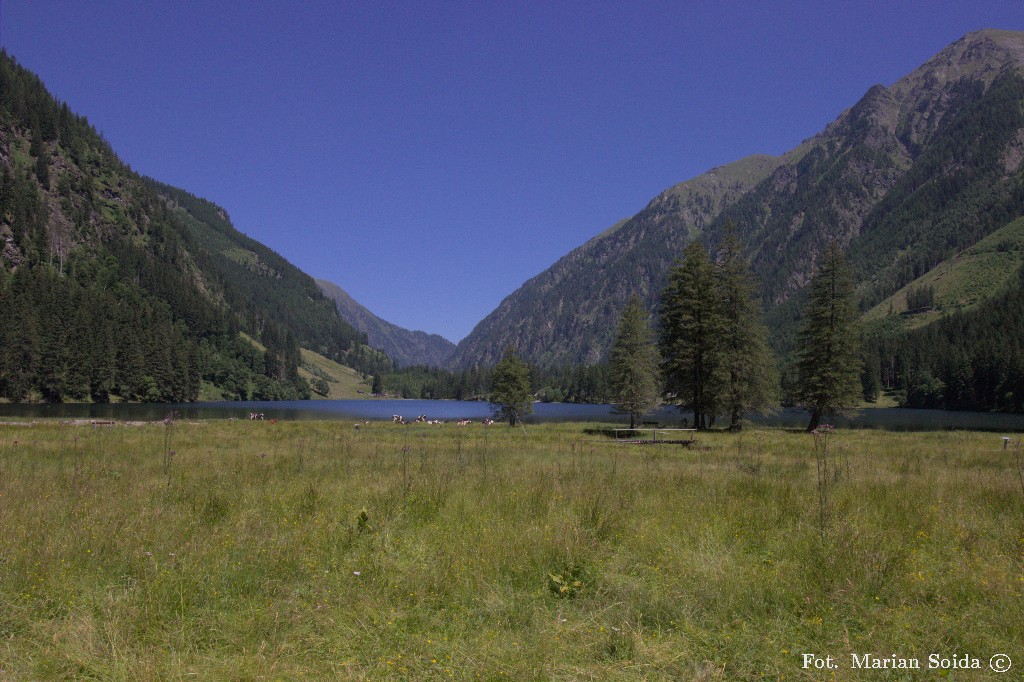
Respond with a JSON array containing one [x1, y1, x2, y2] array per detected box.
[[583, 427, 623, 439]]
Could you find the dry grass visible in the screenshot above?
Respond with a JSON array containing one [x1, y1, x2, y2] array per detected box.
[[0, 421, 1021, 679]]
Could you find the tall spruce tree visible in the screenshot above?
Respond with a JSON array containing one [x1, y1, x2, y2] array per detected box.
[[489, 346, 534, 426], [659, 241, 723, 429], [716, 223, 778, 430], [609, 295, 661, 428], [795, 242, 862, 431]]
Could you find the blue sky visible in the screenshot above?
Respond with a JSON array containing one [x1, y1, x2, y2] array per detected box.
[[1, 2, 1021, 343]]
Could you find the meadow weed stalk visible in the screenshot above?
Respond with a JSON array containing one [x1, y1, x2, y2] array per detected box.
[[812, 423, 837, 535], [162, 412, 176, 486], [1013, 438, 1024, 498]]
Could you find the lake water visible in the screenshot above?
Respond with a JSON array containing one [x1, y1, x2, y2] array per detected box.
[[1, 400, 1023, 431]]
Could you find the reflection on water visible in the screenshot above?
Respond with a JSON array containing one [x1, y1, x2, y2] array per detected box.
[[0, 400, 1022, 431]]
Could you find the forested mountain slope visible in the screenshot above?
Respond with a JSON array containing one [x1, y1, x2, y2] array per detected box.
[[316, 279, 456, 368], [0, 50, 389, 403], [451, 29, 1024, 369]]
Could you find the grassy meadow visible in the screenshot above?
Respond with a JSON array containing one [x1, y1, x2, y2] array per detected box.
[[0, 419, 1021, 680]]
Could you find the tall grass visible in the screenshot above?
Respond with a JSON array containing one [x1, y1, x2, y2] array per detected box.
[[0, 421, 1020, 679]]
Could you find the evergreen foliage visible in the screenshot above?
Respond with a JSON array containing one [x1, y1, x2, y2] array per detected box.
[[533, 364, 613, 404], [379, 362, 614, 405], [863, 263, 1024, 412], [715, 223, 778, 430], [382, 364, 490, 400], [0, 50, 388, 403], [794, 243, 863, 430], [659, 241, 724, 429], [489, 347, 534, 426], [905, 284, 936, 312], [608, 295, 661, 428], [659, 231, 778, 429]]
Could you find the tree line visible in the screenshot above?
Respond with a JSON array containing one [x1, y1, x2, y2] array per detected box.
[[482, 223, 865, 431], [489, 219, 1024, 427], [400, 220, 1024, 429], [378, 363, 615, 404]]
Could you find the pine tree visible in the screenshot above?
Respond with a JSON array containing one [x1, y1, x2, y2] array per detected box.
[[29, 121, 49, 188], [609, 295, 661, 428], [716, 223, 778, 430], [659, 241, 723, 429], [0, 274, 39, 402], [795, 242, 862, 431], [489, 346, 534, 426]]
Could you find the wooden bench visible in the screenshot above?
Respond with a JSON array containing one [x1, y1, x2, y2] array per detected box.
[[613, 427, 697, 445]]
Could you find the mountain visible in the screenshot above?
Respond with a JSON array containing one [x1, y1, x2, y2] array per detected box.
[[316, 279, 455, 368], [0, 50, 390, 403], [450, 29, 1024, 369], [447, 154, 785, 367]]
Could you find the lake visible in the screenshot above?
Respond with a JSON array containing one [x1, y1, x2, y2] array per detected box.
[[0, 400, 1023, 431]]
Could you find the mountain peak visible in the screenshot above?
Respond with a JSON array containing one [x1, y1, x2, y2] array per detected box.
[[894, 28, 1024, 94]]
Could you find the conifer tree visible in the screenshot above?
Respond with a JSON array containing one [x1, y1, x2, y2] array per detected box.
[[659, 241, 723, 429], [715, 223, 778, 430], [609, 295, 661, 428], [795, 242, 862, 431], [489, 346, 534, 426], [0, 274, 38, 402], [29, 122, 49, 187]]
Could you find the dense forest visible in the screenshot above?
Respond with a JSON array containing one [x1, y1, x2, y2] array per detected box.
[[863, 263, 1024, 412], [381, 363, 614, 404], [0, 51, 389, 403]]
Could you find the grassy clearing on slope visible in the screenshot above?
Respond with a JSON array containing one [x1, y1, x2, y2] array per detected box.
[[0, 421, 1020, 679], [299, 348, 373, 399], [864, 216, 1024, 330], [238, 332, 373, 399]]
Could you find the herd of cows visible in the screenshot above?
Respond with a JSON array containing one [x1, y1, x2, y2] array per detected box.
[[243, 413, 500, 427], [391, 414, 496, 426]]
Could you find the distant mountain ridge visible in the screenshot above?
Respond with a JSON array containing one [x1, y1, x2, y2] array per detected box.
[[449, 29, 1024, 369], [316, 279, 455, 368]]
